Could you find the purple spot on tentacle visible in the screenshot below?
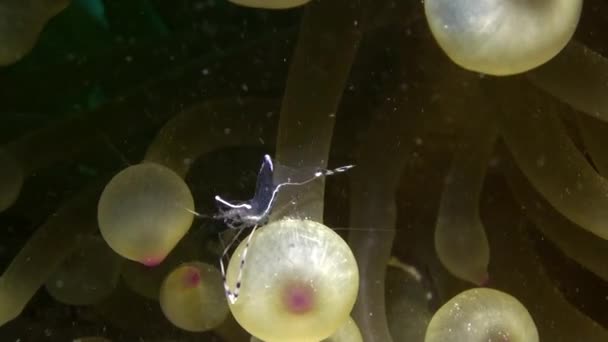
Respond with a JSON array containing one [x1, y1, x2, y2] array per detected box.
[[183, 267, 202, 287], [283, 283, 315, 314], [141, 256, 164, 267], [479, 274, 491, 287]]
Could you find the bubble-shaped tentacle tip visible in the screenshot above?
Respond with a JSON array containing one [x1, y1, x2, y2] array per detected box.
[[97, 162, 195, 265], [425, 288, 539, 342], [424, 0, 582, 76], [227, 219, 359, 342], [251, 316, 362, 342], [228, 0, 311, 9], [159, 262, 229, 332]]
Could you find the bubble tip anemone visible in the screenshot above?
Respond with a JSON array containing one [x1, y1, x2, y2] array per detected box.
[[159, 262, 229, 332], [227, 218, 359, 342], [97, 162, 194, 264], [425, 288, 539, 342], [424, 0, 583, 76]]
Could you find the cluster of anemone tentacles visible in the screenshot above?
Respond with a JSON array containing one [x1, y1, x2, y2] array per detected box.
[[2, 0, 608, 341]]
